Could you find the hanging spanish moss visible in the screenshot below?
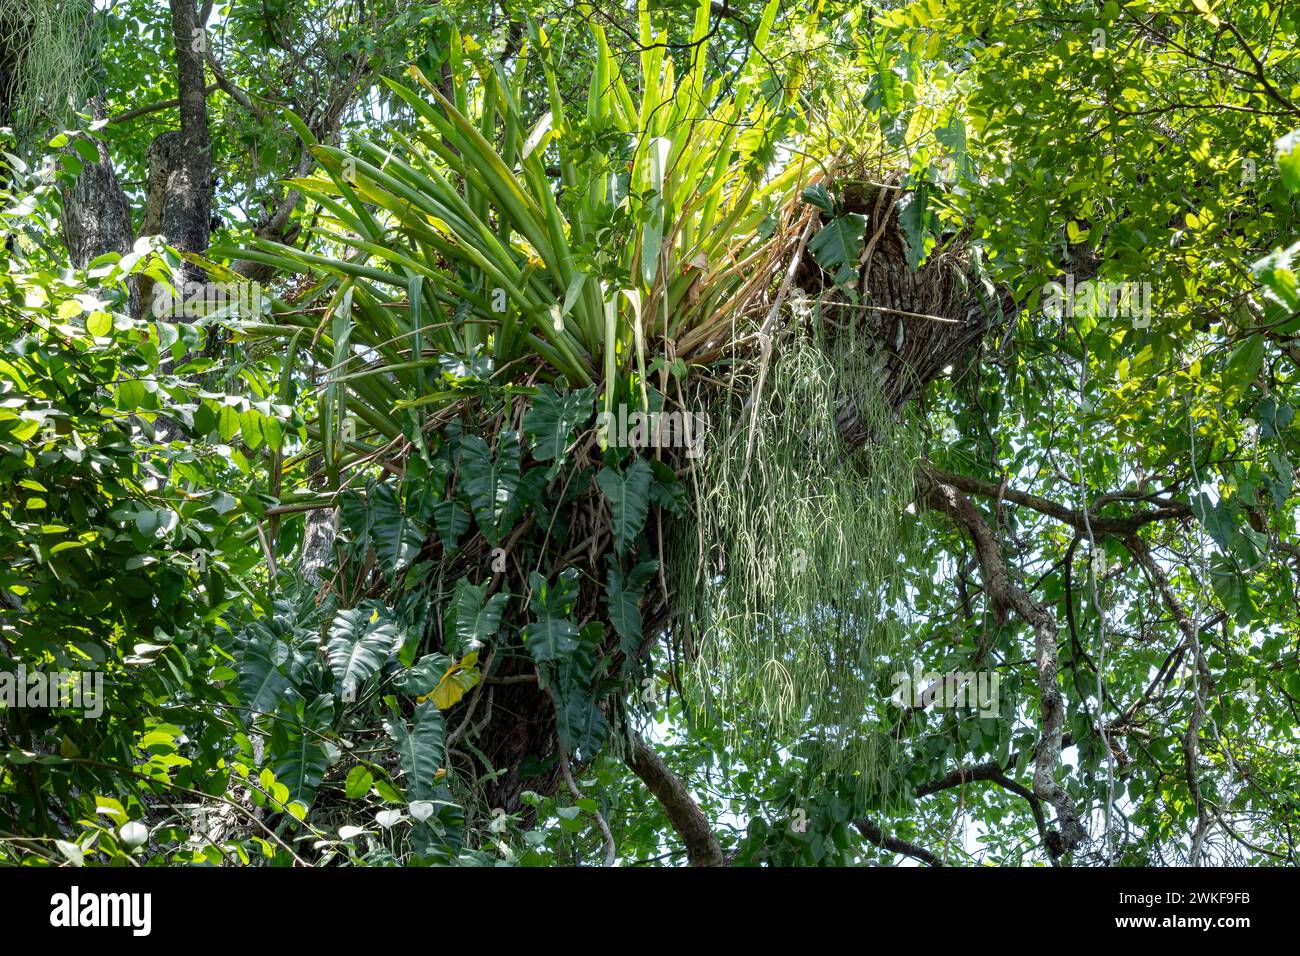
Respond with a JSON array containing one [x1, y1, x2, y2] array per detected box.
[[669, 330, 922, 801]]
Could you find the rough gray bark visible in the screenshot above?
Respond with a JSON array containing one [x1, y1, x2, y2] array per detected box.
[[60, 98, 138, 315], [61, 140, 133, 267], [141, 131, 182, 241], [161, 0, 212, 288], [137, 130, 184, 318], [299, 506, 337, 586]]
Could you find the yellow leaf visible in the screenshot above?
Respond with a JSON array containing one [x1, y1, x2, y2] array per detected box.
[[426, 654, 482, 710], [431, 668, 480, 710]]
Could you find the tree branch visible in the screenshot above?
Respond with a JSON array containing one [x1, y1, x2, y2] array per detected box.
[[923, 465, 1191, 535], [626, 735, 725, 867], [557, 741, 616, 867], [923, 478, 1089, 857], [107, 85, 218, 125], [913, 758, 1056, 862], [1127, 534, 1215, 863], [853, 817, 944, 866], [204, 48, 266, 120]]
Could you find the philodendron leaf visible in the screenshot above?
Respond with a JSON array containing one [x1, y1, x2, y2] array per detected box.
[[545, 620, 605, 758], [595, 458, 653, 556], [369, 481, 425, 579], [898, 183, 933, 270], [558, 621, 602, 692], [239, 619, 298, 716], [522, 614, 582, 663], [327, 603, 399, 701], [554, 686, 608, 760], [450, 576, 509, 655], [606, 557, 659, 657], [529, 567, 579, 618], [460, 431, 522, 545], [396, 653, 454, 698], [384, 701, 445, 801], [648, 458, 686, 516], [338, 489, 372, 553], [431, 498, 471, 550], [500, 466, 549, 532], [523, 383, 596, 465], [801, 183, 834, 214], [809, 212, 866, 285], [271, 693, 335, 806], [522, 569, 582, 663], [419, 651, 481, 710]]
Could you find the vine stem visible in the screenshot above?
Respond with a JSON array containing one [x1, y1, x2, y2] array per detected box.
[[556, 740, 616, 867]]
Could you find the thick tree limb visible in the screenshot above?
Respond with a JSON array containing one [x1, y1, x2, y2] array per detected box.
[[914, 759, 1005, 798], [163, 0, 212, 287], [853, 817, 944, 866], [923, 478, 1088, 857], [923, 465, 1191, 535], [989, 770, 1053, 856], [61, 105, 133, 263], [913, 757, 1056, 861], [626, 735, 725, 867], [203, 48, 265, 120]]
